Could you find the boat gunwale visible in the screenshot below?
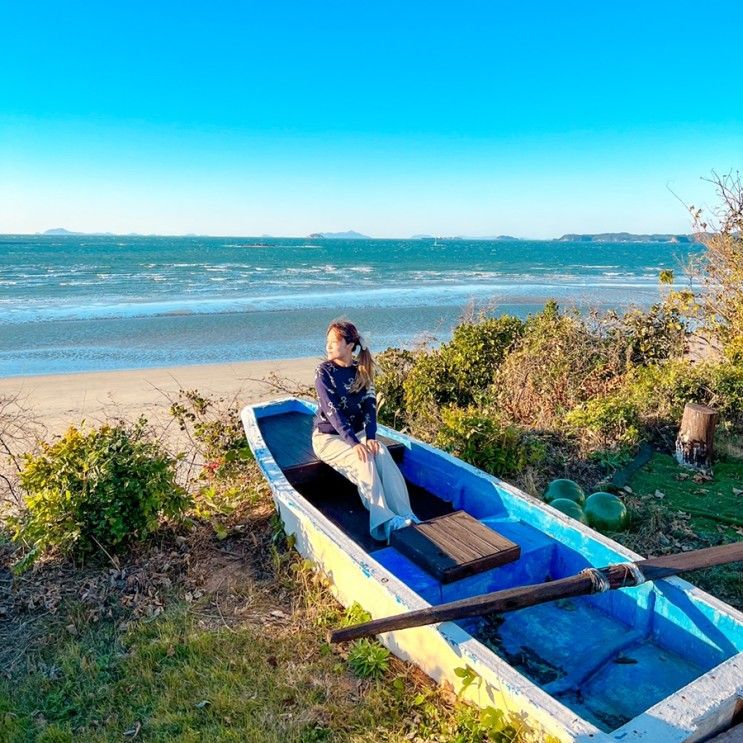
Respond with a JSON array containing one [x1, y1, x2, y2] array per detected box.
[[241, 396, 743, 742]]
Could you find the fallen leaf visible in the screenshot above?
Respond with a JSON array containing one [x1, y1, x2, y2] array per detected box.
[[195, 700, 211, 709], [654, 490, 665, 499], [270, 609, 287, 619], [733, 487, 743, 496], [123, 721, 141, 738]]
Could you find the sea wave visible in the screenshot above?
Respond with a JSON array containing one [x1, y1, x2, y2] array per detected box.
[[0, 281, 661, 325]]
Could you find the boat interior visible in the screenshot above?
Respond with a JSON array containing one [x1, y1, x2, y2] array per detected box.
[[257, 406, 742, 733]]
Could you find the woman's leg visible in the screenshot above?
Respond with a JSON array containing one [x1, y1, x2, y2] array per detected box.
[[362, 438, 417, 523], [312, 432, 402, 540]]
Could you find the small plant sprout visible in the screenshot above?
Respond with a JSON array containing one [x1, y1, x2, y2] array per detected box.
[[346, 638, 390, 680]]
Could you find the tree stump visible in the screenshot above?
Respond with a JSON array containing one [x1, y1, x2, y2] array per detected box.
[[675, 403, 718, 471]]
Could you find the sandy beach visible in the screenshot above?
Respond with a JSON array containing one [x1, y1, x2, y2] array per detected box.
[[0, 357, 318, 437]]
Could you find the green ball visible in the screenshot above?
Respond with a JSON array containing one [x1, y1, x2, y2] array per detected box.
[[549, 498, 588, 524], [584, 492, 628, 532], [544, 479, 586, 506]]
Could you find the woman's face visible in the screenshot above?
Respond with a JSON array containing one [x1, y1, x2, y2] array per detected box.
[[326, 330, 353, 365]]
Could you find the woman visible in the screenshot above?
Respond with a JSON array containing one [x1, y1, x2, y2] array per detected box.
[[312, 320, 419, 541]]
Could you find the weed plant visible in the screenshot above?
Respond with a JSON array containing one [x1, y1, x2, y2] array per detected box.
[[13, 419, 189, 567]]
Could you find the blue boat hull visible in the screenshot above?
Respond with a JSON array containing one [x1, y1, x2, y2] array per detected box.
[[242, 397, 743, 742]]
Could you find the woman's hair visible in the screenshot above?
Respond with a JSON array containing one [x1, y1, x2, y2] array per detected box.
[[327, 319, 374, 392]]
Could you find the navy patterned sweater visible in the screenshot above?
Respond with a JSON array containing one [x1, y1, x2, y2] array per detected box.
[[313, 360, 377, 446]]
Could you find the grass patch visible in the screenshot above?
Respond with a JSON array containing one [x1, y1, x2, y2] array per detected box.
[[0, 606, 384, 742], [615, 452, 743, 610], [0, 600, 543, 742], [629, 453, 743, 530], [0, 503, 545, 743]]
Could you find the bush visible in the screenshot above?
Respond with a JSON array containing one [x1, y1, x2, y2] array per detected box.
[[565, 394, 643, 448], [169, 389, 250, 465], [687, 171, 743, 362], [493, 302, 619, 427], [375, 348, 418, 428], [610, 304, 687, 366], [435, 406, 546, 478], [403, 315, 524, 428], [625, 360, 743, 427], [14, 419, 189, 562], [566, 359, 743, 447]]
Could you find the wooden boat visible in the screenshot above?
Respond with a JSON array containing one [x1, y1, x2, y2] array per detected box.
[[241, 397, 743, 742]]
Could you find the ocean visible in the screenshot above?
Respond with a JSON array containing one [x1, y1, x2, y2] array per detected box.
[[0, 235, 696, 377]]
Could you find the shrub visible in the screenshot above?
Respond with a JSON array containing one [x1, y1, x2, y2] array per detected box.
[[708, 361, 743, 426], [435, 406, 546, 478], [566, 359, 743, 447], [611, 304, 687, 366], [403, 315, 524, 428], [565, 394, 643, 448], [686, 171, 743, 362], [626, 360, 743, 426], [169, 389, 250, 465], [444, 315, 525, 391], [374, 348, 418, 428], [493, 302, 618, 427], [15, 419, 189, 562]]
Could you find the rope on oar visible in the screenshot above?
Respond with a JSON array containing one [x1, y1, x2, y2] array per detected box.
[[580, 567, 612, 593]]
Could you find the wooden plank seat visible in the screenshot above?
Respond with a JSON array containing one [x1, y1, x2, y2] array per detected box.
[[259, 411, 405, 486], [390, 510, 521, 583]]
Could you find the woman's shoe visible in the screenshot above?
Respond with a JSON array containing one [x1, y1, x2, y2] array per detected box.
[[384, 515, 412, 542]]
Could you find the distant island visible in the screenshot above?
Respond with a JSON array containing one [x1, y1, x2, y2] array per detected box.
[[556, 233, 694, 243], [43, 228, 144, 237], [44, 228, 92, 236], [307, 231, 370, 239], [458, 235, 520, 241]]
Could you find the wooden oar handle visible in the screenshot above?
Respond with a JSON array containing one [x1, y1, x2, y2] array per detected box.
[[637, 542, 743, 579]]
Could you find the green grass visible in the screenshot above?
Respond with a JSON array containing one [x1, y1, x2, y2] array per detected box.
[[0, 606, 396, 742], [0, 574, 545, 743], [619, 452, 743, 610], [629, 453, 743, 531]]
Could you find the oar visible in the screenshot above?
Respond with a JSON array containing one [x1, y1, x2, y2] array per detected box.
[[329, 542, 743, 643]]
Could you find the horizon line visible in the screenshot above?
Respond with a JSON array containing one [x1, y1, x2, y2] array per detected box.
[[1, 230, 697, 241]]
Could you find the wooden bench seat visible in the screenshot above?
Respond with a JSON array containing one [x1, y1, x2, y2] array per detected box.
[[390, 510, 521, 583]]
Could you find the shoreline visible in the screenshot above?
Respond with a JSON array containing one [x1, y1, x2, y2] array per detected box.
[[0, 357, 318, 436]]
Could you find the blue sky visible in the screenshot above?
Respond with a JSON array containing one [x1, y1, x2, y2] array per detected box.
[[1, 1, 741, 237]]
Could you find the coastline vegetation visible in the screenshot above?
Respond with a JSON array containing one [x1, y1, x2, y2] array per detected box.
[[0, 172, 741, 741]]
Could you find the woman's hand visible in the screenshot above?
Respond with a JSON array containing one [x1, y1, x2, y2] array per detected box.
[[366, 439, 381, 456], [354, 443, 371, 463]]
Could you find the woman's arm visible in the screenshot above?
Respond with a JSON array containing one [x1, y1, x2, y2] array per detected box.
[[361, 386, 378, 440], [315, 366, 361, 446]]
